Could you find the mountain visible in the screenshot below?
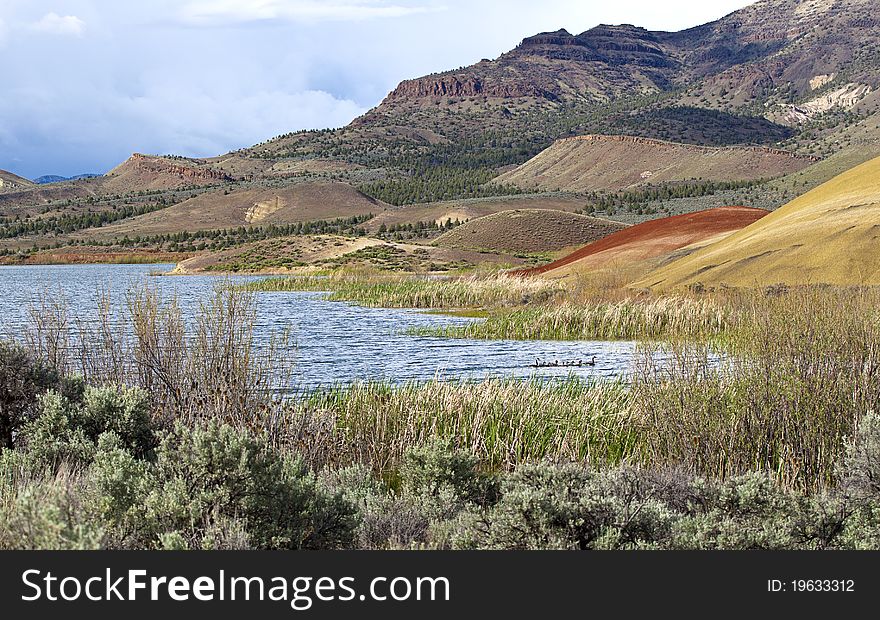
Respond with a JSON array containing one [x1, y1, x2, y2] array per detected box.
[[246, 0, 880, 207], [34, 174, 100, 184], [7, 0, 880, 262], [33, 175, 67, 184], [635, 154, 880, 289]]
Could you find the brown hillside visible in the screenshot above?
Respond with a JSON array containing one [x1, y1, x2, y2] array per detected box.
[[74, 181, 388, 241], [0, 170, 35, 194], [364, 195, 591, 233], [519, 206, 769, 276], [434, 209, 626, 254], [496, 135, 817, 192]]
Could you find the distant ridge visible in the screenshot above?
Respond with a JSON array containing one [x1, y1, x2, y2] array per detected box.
[[34, 174, 100, 184]]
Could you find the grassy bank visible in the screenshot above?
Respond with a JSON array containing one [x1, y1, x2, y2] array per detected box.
[[245, 272, 563, 309]]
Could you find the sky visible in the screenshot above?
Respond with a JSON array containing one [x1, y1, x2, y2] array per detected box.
[[0, 0, 753, 179]]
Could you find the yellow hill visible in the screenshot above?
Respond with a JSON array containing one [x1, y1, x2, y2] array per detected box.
[[634, 155, 880, 290]]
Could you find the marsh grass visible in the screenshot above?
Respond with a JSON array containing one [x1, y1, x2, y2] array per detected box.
[[632, 287, 880, 491], [291, 377, 635, 474], [245, 271, 563, 309], [412, 296, 731, 341], [16, 277, 880, 495]]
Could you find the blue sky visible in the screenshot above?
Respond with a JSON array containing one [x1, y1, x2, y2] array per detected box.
[[0, 0, 752, 179]]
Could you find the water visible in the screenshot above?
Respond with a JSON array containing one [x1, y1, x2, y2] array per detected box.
[[0, 263, 643, 389]]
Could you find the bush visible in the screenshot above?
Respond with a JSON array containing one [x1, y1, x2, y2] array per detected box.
[[450, 463, 671, 550], [399, 440, 497, 506], [0, 468, 102, 550], [14, 386, 155, 470], [670, 473, 799, 550], [0, 342, 61, 448], [839, 412, 880, 498], [91, 422, 359, 550]]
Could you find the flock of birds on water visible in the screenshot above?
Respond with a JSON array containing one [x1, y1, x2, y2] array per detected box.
[[532, 355, 597, 368]]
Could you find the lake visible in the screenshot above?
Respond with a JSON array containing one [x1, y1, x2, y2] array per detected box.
[[0, 263, 644, 389]]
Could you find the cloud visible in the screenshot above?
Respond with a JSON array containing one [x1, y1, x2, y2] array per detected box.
[[31, 12, 86, 37], [0, 80, 367, 177], [179, 0, 437, 25]]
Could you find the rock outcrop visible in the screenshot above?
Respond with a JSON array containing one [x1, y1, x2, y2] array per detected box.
[[120, 154, 233, 184], [385, 74, 558, 101]]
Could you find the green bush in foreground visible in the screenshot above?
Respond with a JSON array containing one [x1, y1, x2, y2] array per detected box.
[[0, 382, 359, 550], [4, 407, 880, 550], [0, 342, 62, 449], [92, 422, 359, 550]]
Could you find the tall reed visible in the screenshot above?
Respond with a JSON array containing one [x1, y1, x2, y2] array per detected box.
[[19, 284, 294, 430], [414, 296, 731, 341], [289, 377, 635, 473], [632, 287, 880, 491], [246, 272, 563, 309]]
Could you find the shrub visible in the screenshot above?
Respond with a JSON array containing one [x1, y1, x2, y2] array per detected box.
[[91, 422, 359, 550], [15, 386, 155, 470], [0, 342, 60, 448], [0, 467, 102, 550], [839, 412, 880, 498], [670, 473, 798, 549], [399, 440, 497, 506], [452, 463, 633, 550]]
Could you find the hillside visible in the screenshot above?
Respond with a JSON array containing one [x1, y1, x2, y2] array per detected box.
[[174, 235, 519, 274], [434, 209, 626, 254], [635, 155, 880, 289], [495, 135, 817, 192], [8, 1, 880, 263], [73, 181, 387, 241], [257, 0, 880, 169], [102, 154, 234, 193], [364, 195, 590, 232], [521, 206, 769, 277], [0, 170, 35, 193]]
